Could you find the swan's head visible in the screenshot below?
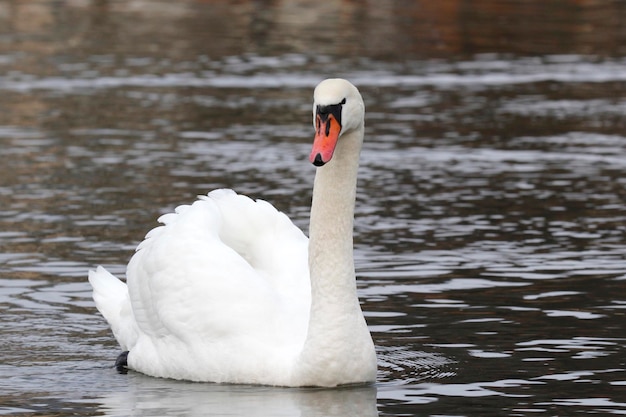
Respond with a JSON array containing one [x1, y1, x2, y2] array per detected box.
[[310, 78, 364, 167]]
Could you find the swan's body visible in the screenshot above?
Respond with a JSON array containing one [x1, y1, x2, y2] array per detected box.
[[89, 79, 376, 387]]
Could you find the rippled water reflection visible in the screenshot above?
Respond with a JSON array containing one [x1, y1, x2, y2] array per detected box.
[[2, 1, 626, 416]]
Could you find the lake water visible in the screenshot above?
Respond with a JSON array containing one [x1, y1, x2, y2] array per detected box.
[[1, 1, 626, 416]]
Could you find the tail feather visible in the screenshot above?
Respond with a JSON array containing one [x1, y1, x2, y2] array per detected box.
[[88, 266, 138, 351]]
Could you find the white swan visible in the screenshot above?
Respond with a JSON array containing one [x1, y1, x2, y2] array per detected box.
[[88, 78, 377, 387]]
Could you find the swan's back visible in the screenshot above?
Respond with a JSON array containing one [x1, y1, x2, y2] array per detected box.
[[93, 189, 310, 383]]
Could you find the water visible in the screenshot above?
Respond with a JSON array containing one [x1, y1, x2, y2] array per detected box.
[[1, 1, 626, 416]]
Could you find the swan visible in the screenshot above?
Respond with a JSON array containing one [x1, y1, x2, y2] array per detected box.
[[88, 78, 377, 387]]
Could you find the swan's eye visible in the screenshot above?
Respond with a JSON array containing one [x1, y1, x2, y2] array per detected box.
[[340, 98, 346, 105]]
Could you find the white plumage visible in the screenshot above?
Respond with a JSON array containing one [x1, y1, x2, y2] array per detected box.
[[89, 79, 377, 387]]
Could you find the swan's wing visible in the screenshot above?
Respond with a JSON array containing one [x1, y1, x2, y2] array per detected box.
[[125, 189, 310, 377], [88, 266, 138, 351], [203, 189, 310, 301]]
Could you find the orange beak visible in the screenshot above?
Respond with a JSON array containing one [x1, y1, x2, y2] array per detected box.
[[310, 113, 342, 166]]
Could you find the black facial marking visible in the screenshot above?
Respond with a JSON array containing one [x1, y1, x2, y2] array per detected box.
[[316, 98, 346, 128]]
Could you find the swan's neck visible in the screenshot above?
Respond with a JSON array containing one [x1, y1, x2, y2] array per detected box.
[[294, 126, 376, 386], [308, 130, 361, 309]]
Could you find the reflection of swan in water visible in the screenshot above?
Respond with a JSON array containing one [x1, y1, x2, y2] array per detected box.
[[92, 348, 455, 417], [94, 375, 378, 417]]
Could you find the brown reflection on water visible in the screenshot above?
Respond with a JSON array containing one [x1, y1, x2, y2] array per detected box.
[[0, 0, 625, 65]]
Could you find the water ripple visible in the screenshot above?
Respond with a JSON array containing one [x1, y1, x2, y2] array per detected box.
[[1, 56, 626, 92]]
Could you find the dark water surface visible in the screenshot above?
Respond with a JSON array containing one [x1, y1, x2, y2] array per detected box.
[[2, 1, 626, 416]]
